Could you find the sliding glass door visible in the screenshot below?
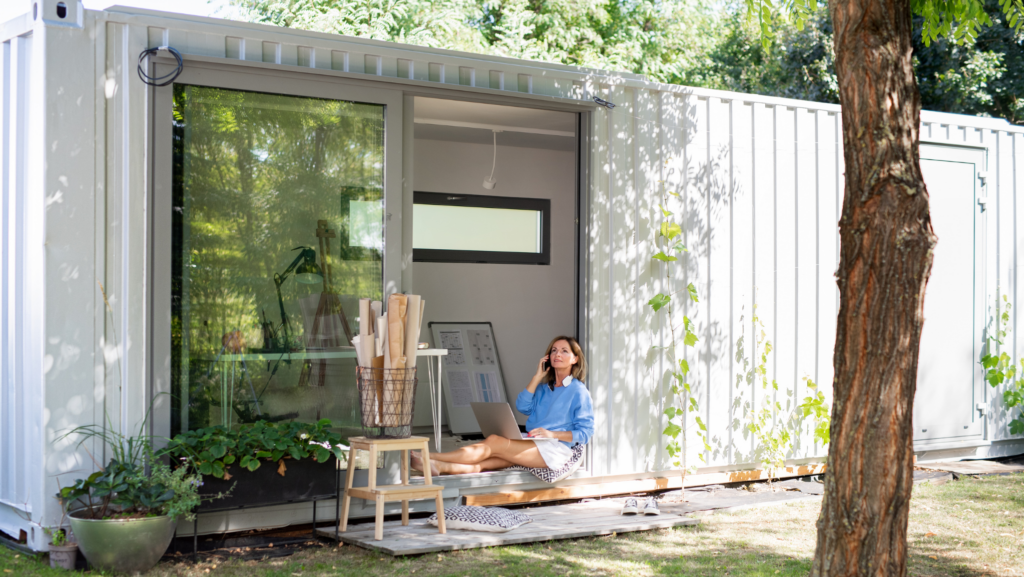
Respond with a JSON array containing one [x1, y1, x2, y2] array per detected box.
[[153, 64, 402, 440]]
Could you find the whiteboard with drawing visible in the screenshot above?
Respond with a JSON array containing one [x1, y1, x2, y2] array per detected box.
[[428, 322, 511, 435]]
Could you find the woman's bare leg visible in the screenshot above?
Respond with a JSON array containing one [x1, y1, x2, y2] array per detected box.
[[427, 435, 547, 469], [426, 457, 514, 475]]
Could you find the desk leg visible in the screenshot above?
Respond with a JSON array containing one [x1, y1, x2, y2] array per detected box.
[[374, 494, 385, 541], [436, 355, 443, 452], [401, 449, 410, 526], [339, 448, 356, 533]]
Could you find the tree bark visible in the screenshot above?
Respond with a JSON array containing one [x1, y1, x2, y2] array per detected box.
[[812, 0, 937, 574]]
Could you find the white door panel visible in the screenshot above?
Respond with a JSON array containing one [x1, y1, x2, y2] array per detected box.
[[914, 144, 986, 443]]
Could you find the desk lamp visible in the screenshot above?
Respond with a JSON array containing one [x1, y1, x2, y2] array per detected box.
[[273, 246, 322, 350]]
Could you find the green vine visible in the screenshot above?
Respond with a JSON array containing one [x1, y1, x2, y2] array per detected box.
[[648, 196, 703, 478], [744, 308, 831, 484], [981, 295, 1024, 435]]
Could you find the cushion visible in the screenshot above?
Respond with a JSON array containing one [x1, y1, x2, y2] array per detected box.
[[504, 443, 585, 483], [427, 506, 532, 533]]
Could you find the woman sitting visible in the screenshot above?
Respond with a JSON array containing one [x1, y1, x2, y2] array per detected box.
[[412, 336, 594, 477]]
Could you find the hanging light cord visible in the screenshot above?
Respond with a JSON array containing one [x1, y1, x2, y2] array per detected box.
[[489, 130, 498, 181], [137, 46, 184, 87]]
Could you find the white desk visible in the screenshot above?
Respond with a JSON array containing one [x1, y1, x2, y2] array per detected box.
[[417, 349, 448, 452], [199, 348, 448, 449]]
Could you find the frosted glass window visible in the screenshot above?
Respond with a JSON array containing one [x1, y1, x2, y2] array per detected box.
[[413, 205, 542, 253]]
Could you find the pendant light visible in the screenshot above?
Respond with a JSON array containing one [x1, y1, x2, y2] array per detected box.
[[483, 130, 501, 189]]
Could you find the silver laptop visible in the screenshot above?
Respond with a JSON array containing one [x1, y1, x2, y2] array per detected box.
[[469, 402, 559, 442]]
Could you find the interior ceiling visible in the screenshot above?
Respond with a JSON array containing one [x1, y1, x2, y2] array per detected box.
[[413, 97, 577, 152]]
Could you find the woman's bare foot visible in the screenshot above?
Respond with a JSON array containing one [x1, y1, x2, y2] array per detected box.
[[410, 451, 440, 476]]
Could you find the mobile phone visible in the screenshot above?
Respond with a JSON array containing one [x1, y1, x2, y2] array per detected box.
[[542, 359, 549, 371]]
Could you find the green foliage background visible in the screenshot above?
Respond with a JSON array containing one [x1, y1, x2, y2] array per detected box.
[[229, 0, 1021, 124]]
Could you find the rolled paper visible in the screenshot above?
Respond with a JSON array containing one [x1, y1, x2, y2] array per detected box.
[[381, 315, 391, 372], [371, 300, 382, 322], [359, 298, 372, 336], [375, 315, 387, 357], [361, 335, 375, 370], [352, 335, 365, 367], [387, 294, 408, 371], [371, 355, 385, 424], [403, 295, 421, 370]]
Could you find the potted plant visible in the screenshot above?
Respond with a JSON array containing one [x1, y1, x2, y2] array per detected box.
[[44, 525, 78, 571], [164, 418, 345, 511], [58, 424, 203, 574]]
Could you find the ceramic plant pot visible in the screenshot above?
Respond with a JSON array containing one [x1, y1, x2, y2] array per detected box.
[[47, 543, 78, 570], [69, 511, 177, 574]]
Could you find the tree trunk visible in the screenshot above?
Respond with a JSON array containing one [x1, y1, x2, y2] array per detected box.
[[812, 0, 937, 574]]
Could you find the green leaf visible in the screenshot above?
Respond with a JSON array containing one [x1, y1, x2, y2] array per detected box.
[[652, 252, 678, 262], [649, 293, 671, 312], [660, 222, 682, 240], [673, 243, 688, 253], [663, 423, 682, 438], [199, 462, 212, 476], [684, 331, 698, 347], [687, 283, 699, 303], [659, 203, 672, 217], [222, 454, 236, 465], [695, 416, 707, 432], [1010, 418, 1024, 436], [679, 359, 690, 374]]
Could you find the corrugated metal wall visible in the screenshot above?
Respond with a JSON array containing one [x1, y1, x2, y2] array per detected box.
[[585, 91, 1024, 474], [586, 88, 845, 475], [0, 19, 45, 544]]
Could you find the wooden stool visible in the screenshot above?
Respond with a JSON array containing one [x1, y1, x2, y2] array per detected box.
[[338, 436, 446, 541]]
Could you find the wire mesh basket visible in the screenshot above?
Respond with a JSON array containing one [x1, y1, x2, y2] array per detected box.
[[356, 366, 418, 439]]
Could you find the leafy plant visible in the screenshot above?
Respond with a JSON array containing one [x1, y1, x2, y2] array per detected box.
[[740, 309, 830, 485], [798, 377, 831, 447], [45, 527, 68, 547], [648, 194, 703, 480], [981, 295, 1024, 435], [164, 418, 345, 479], [744, 307, 792, 485], [57, 420, 204, 521]]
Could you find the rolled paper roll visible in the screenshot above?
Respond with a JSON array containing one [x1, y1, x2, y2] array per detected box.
[[375, 315, 387, 357], [371, 355, 385, 424], [387, 294, 407, 371], [403, 295, 421, 370], [359, 298, 372, 336]]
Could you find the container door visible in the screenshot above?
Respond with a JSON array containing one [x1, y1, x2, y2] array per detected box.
[[914, 143, 986, 444]]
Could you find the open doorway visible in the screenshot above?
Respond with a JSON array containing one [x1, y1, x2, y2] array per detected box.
[[407, 97, 581, 458]]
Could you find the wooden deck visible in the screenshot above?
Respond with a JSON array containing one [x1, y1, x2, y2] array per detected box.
[[318, 498, 699, 555]]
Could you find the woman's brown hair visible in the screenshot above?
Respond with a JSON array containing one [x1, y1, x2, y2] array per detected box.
[[543, 336, 587, 384]]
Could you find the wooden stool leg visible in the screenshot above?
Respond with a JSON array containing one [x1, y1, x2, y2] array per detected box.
[[401, 449, 410, 525], [419, 440, 434, 486], [339, 447, 357, 533], [374, 494, 385, 541], [367, 445, 378, 490], [434, 492, 446, 534]]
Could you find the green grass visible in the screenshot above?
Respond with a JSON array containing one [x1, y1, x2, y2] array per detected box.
[[3, 474, 1022, 576]]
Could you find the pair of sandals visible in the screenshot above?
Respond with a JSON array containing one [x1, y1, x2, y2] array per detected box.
[[621, 497, 659, 516]]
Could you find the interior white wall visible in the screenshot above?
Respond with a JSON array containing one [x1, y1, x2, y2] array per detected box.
[[410, 138, 577, 428]]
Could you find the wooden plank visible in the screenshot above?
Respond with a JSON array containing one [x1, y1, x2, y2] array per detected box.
[[463, 464, 826, 506], [348, 486, 443, 501]]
